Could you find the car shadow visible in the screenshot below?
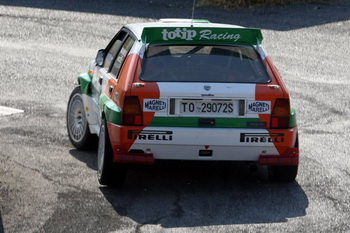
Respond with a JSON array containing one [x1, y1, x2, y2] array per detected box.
[[99, 162, 308, 227], [69, 148, 308, 227], [0, 214, 3, 233], [0, 0, 349, 31], [69, 148, 97, 171]]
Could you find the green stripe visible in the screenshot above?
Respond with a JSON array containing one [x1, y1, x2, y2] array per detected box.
[[150, 117, 263, 128], [100, 94, 122, 124], [78, 72, 92, 96], [289, 108, 297, 128]]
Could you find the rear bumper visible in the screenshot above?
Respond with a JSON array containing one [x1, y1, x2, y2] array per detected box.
[[107, 122, 298, 165], [258, 148, 299, 166], [113, 147, 155, 164], [111, 147, 300, 166]]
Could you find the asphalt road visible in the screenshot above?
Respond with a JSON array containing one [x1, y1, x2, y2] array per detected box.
[[0, 0, 350, 232]]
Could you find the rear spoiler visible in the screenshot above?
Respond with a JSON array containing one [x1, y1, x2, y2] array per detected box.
[[141, 27, 263, 45]]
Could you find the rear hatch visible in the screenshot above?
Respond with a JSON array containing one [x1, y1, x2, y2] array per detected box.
[[131, 44, 285, 129]]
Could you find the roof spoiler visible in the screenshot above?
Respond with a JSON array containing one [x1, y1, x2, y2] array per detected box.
[[141, 26, 263, 45], [159, 18, 210, 24]]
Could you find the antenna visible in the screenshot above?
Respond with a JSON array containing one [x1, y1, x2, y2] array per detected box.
[[191, 0, 196, 27]]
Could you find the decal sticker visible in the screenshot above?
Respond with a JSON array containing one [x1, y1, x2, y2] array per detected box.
[[247, 122, 267, 127], [201, 94, 214, 97], [240, 133, 284, 143], [161, 28, 241, 42], [204, 85, 211, 91], [247, 101, 271, 114], [141, 27, 263, 45], [143, 99, 167, 112], [128, 130, 173, 141]]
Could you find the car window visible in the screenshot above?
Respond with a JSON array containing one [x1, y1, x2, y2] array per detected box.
[[103, 31, 127, 70], [141, 45, 271, 83], [110, 36, 135, 77]]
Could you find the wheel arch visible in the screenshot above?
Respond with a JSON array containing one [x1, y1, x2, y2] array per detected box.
[[78, 72, 93, 96], [100, 94, 122, 125]]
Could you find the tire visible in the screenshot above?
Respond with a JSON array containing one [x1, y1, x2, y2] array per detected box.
[[66, 86, 94, 150], [268, 134, 299, 182], [97, 118, 127, 187], [268, 165, 298, 182]]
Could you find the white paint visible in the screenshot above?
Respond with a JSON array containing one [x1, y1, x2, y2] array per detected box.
[[130, 127, 281, 161], [0, 106, 24, 116]]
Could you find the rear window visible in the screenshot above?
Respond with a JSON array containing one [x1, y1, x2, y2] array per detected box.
[[140, 44, 271, 83]]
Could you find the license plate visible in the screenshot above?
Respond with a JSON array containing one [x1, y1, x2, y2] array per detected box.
[[180, 100, 234, 115]]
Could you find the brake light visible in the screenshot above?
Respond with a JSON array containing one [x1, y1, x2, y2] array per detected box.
[[122, 96, 143, 126], [270, 98, 290, 129]]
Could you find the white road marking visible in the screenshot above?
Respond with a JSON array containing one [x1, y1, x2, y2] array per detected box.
[[0, 106, 24, 116]]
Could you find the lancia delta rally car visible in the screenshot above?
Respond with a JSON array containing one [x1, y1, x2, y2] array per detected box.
[[67, 19, 299, 187]]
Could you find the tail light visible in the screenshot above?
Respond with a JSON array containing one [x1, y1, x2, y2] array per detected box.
[[270, 98, 290, 129], [122, 96, 143, 126]]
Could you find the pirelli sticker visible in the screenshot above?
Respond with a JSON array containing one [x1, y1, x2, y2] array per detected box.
[[128, 130, 173, 141], [240, 133, 284, 143]]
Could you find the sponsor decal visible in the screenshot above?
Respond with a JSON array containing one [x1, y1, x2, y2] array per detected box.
[[247, 122, 267, 127], [204, 85, 211, 91], [128, 130, 173, 141], [144, 99, 167, 112], [247, 101, 271, 114], [161, 28, 241, 42], [141, 27, 263, 45], [240, 133, 284, 143]]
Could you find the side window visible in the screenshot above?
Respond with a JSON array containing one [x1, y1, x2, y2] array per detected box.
[[103, 31, 127, 70], [110, 37, 135, 77]]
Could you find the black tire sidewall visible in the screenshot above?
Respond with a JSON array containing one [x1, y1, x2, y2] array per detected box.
[[268, 165, 298, 182], [97, 118, 113, 185], [97, 118, 127, 187]]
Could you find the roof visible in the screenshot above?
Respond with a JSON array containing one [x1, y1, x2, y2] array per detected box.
[[124, 19, 263, 45]]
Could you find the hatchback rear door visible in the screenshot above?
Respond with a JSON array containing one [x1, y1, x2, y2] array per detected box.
[[132, 44, 285, 129]]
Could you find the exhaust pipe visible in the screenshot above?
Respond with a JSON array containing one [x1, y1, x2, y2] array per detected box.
[[247, 163, 258, 173]]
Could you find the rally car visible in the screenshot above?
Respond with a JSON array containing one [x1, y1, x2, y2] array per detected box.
[[67, 19, 299, 187]]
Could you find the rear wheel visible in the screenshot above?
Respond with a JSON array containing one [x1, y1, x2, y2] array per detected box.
[[268, 165, 298, 182], [97, 118, 127, 187], [268, 134, 299, 182], [67, 86, 94, 150]]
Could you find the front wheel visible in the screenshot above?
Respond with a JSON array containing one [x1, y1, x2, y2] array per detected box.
[[67, 86, 94, 150], [268, 165, 298, 182], [97, 118, 127, 187]]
